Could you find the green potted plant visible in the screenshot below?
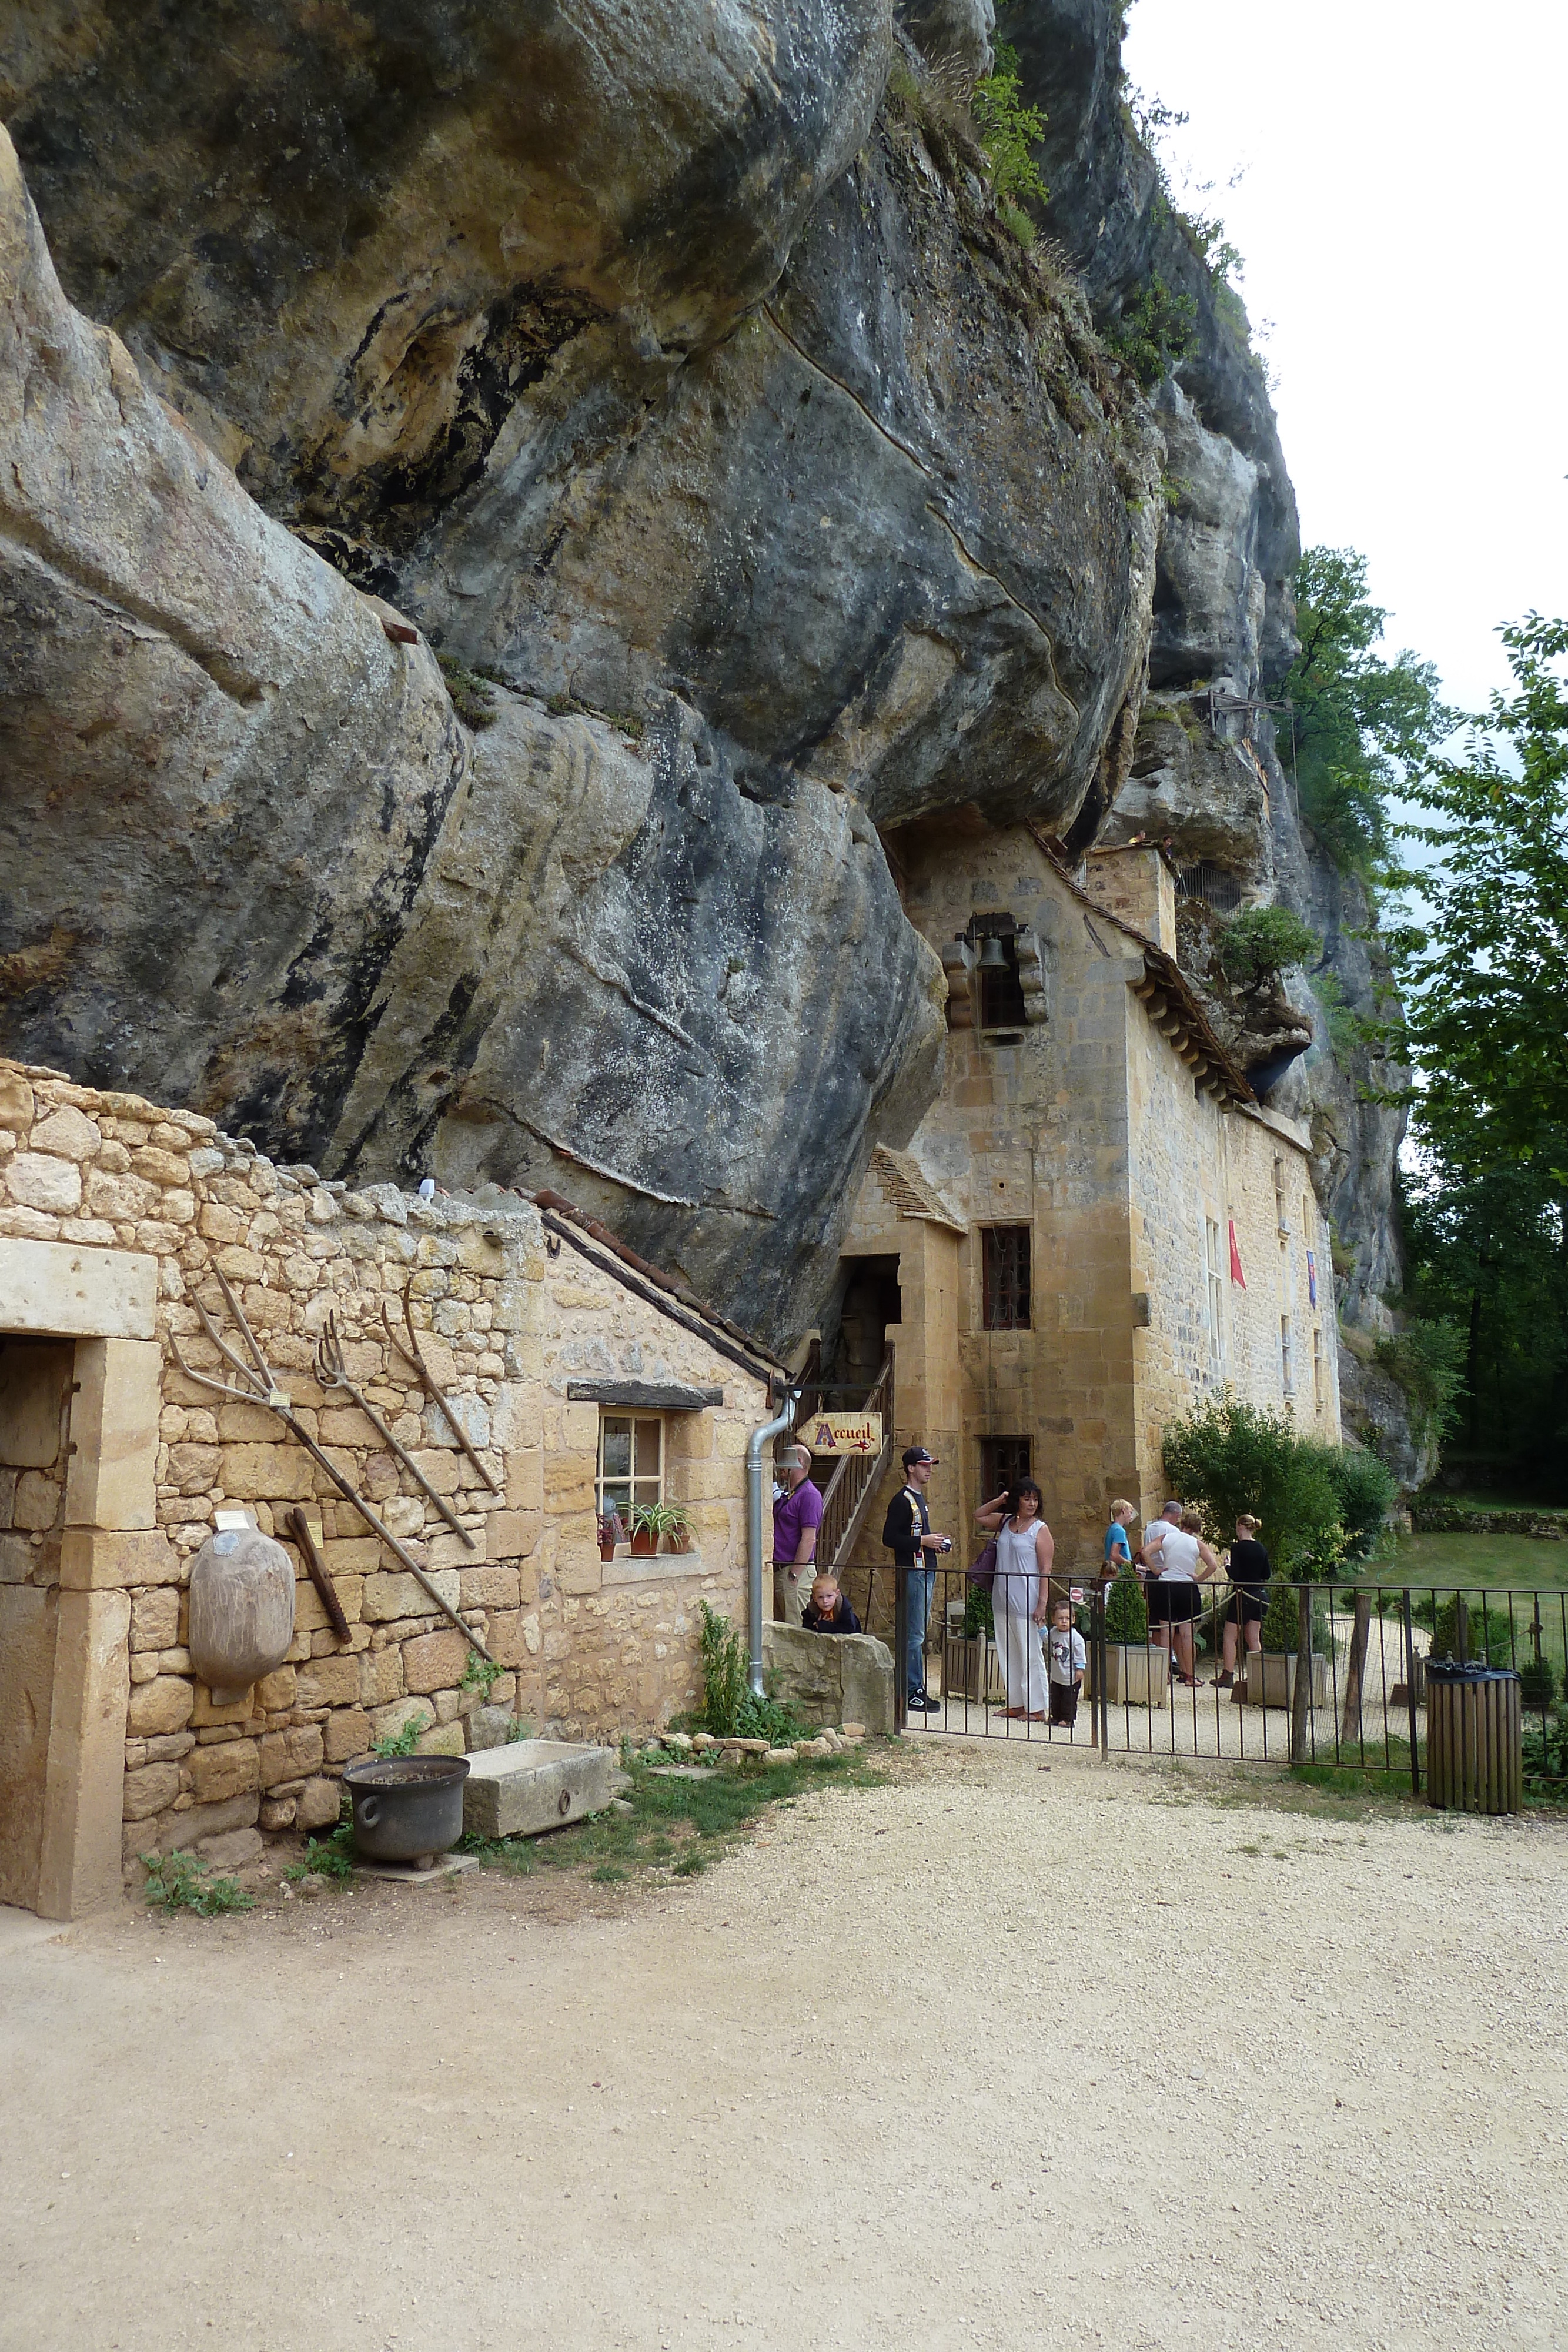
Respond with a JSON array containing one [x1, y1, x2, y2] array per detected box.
[[1244, 1581, 1331, 1710], [1085, 1573, 1168, 1709], [628, 1500, 691, 1556]]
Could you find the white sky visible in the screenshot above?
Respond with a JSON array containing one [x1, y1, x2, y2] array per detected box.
[[1122, 0, 1568, 716]]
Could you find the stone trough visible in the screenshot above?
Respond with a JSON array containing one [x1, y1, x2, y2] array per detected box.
[[461, 1740, 616, 1840]]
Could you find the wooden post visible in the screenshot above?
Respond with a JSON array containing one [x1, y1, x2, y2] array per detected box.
[[1289, 1585, 1313, 1765], [1340, 1589, 1372, 1745]]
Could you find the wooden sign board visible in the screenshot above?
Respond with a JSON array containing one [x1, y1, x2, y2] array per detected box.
[[805, 1412, 882, 1456]]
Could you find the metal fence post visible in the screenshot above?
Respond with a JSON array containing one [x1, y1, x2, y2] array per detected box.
[[1402, 1588, 1420, 1797], [1092, 1585, 1109, 1760], [894, 1567, 908, 1734]]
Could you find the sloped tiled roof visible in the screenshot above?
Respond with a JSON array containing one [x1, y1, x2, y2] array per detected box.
[[871, 1146, 967, 1233]]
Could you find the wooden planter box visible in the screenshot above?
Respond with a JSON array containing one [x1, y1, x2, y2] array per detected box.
[[941, 1635, 1007, 1705], [1084, 1642, 1169, 1709], [1242, 1651, 1330, 1709]]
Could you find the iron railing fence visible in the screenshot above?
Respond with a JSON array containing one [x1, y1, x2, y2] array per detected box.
[[890, 1570, 1568, 1796]]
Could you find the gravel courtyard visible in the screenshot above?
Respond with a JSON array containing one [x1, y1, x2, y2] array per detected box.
[[2, 1738, 1564, 2352]]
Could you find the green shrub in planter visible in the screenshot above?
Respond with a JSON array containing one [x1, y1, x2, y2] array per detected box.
[[962, 1584, 995, 1642], [1519, 1655, 1557, 1709], [1104, 1572, 1148, 1645], [1259, 1582, 1332, 1655], [1431, 1592, 1512, 1668]]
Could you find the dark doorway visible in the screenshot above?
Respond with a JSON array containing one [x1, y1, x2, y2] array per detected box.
[[818, 1255, 901, 1398]]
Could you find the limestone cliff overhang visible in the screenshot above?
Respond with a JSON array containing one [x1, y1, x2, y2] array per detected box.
[[870, 1145, 966, 1235], [1029, 831, 1256, 1110], [533, 1191, 785, 1389]]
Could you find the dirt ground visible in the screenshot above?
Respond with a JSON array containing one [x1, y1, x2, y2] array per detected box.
[[3, 1736, 1565, 2352]]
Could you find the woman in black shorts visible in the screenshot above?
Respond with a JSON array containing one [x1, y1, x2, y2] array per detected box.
[[1215, 1514, 1269, 1689]]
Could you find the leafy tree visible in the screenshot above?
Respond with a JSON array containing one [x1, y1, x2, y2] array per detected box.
[[1216, 904, 1321, 990], [1106, 275, 1197, 390], [971, 42, 1048, 211], [1281, 548, 1454, 876], [1391, 613, 1568, 1176], [1390, 613, 1568, 1486], [1400, 1147, 1568, 1478], [1160, 1393, 1390, 1576]]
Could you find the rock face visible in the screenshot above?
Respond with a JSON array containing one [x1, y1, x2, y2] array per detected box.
[[0, 0, 1405, 1397], [1018, 0, 1413, 1444]]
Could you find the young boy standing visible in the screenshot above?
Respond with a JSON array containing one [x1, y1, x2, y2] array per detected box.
[[1047, 1598, 1086, 1727]]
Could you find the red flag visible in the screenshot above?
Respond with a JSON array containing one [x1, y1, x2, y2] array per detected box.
[[1228, 1220, 1246, 1288]]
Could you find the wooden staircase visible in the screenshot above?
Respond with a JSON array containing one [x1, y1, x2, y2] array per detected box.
[[807, 1351, 895, 1586]]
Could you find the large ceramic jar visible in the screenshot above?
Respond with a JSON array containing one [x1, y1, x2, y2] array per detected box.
[[188, 1526, 296, 1705]]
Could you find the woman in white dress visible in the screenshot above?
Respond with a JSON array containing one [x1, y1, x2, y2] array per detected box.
[[975, 1478, 1055, 1722]]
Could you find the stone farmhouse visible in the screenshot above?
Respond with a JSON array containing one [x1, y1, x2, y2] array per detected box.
[[0, 1059, 777, 1920], [0, 831, 1345, 1923], [814, 835, 1340, 1611]]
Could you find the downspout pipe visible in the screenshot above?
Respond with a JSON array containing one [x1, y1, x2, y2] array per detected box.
[[746, 1388, 798, 1696]]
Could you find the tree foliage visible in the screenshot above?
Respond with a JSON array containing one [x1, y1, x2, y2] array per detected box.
[[1390, 612, 1568, 1487], [1106, 275, 1197, 390], [971, 43, 1048, 210], [1216, 904, 1320, 990], [1390, 613, 1568, 1178], [1160, 1393, 1395, 1576], [1281, 547, 1454, 876]]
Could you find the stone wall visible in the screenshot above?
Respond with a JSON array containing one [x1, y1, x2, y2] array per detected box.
[[0, 1060, 770, 1897]]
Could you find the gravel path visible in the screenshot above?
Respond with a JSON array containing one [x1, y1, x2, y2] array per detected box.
[[2, 1739, 1564, 2351]]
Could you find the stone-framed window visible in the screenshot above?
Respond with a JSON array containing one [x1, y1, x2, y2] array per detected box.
[[1313, 1328, 1325, 1412], [979, 1435, 1032, 1499], [981, 1227, 1031, 1331], [596, 1411, 663, 1525], [1281, 1317, 1295, 1399]]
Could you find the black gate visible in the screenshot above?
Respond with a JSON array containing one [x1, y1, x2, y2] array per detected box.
[[887, 1567, 1568, 1796]]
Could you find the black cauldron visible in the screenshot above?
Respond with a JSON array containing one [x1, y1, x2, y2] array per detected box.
[[342, 1755, 471, 1869]]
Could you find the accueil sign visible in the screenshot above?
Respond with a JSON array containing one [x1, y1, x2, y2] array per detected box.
[[807, 1414, 882, 1455]]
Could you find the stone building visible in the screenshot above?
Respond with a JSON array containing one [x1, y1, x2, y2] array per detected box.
[[823, 831, 1342, 1598], [0, 1061, 777, 1920]]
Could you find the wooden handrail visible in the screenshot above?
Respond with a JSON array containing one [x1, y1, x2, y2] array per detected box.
[[815, 1351, 894, 1582]]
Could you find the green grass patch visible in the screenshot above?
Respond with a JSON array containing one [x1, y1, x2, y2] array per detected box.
[[460, 1745, 887, 1886], [1382, 1529, 1568, 1589]]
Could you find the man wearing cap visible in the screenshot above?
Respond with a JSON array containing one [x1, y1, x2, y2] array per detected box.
[[884, 1446, 948, 1713]]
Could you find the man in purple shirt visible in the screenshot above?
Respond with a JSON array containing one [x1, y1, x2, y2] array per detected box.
[[772, 1443, 825, 1625]]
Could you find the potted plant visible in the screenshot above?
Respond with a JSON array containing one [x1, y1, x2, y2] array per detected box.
[[1084, 1573, 1168, 1709], [628, 1500, 691, 1556], [1243, 1582, 1331, 1710]]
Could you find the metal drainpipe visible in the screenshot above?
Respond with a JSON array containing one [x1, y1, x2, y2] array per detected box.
[[746, 1390, 798, 1696]]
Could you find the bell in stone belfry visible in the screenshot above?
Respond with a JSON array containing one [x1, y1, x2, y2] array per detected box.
[[977, 933, 1009, 970]]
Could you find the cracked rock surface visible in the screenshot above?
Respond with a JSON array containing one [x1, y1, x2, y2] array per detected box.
[[1, 1, 1402, 1378]]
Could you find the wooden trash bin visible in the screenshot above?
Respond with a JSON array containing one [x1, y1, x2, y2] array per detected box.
[[1425, 1659, 1522, 1815]]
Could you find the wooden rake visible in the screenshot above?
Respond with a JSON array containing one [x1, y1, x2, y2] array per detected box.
[[167, 1268, 491, 1661]]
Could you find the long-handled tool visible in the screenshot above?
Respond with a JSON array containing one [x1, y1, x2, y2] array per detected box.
[[285, 1506, 352, 1643], [315, 1312, 475, 1549], [381, 1299, 502, 1495], [168, 1271, 491, 1662]]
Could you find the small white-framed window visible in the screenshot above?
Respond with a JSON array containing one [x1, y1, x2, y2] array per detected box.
[[1203, 1217, 1224, 1367], [596, 1411, 663, 1524], [1273, 1156, 1289, 1237], [1313, 1327, 1325, 1411], [1281, 1317, 1295, 1398]]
